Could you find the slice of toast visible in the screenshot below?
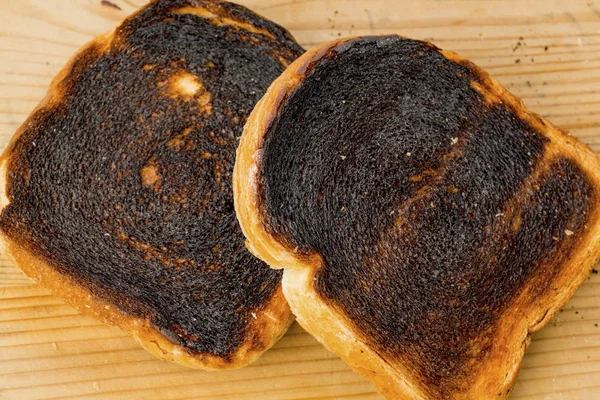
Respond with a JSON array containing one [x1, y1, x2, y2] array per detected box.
[[234, 35, 600, 397], [0, 0, 303, 370]]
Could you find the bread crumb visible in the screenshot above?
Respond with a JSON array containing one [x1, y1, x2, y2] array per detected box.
[[406, 152, 412, 157], [565, 230, 574, 236]]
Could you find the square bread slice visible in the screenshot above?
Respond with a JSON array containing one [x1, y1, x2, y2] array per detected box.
[[234, 35, 600, 398], [0, 0, 303, 370]]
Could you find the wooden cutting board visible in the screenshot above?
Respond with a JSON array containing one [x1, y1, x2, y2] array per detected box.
[[1, 1, 600, 399]]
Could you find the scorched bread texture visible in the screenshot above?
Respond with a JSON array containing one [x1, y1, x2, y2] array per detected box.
[[0, 0, 303, 370], [234, 36, 600, 398]]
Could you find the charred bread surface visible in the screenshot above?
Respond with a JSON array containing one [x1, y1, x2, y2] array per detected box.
[[234, 36, 600, 397], [0, 0, 303, 370]]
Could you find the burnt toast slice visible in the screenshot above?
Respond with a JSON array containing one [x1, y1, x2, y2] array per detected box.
[[234, 36, 600, 397], [0, 0, 303, 370]]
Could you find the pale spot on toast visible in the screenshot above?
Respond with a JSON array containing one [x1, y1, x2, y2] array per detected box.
[[140, 165, 159, 187], [173, 6, 275, 39], [196, 91, 212, 114], [165, 72, 212, 114], [171, 72, 203, 97]]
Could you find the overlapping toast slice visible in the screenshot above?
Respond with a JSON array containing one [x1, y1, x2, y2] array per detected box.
[[0, 0, 303, 370], [234, 35, 600, 397]]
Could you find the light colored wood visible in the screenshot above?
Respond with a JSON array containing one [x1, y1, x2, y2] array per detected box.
[[0, 0, 599, 398]]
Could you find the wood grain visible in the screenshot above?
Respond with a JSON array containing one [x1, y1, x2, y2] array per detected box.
[[0, 0, 599, 399]]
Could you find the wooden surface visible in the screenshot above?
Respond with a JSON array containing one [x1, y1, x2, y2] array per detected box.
[[1, 0, 600, 398]]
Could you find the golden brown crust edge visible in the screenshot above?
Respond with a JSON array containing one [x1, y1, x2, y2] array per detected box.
[[1, 159, 291, 371], [233, 36, 600, 398], [0, 22, 294, 371], [0, 229, 292, 370]]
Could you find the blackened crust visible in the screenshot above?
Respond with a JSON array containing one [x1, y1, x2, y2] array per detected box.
[[0, 0, 303, 362], [256, 36, 598, 396]]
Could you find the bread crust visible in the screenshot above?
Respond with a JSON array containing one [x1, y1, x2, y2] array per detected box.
[[0, 219, 292, 370], [234, 36, 600, 397], [0, 0, 300, 370]]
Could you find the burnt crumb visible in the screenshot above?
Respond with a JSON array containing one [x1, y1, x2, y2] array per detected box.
[[513, 37, 527, 52], [544, 46, 549, 51], [515, 58, 521, 64], [526, 81, 532, 87], [592, 268, 598, 274], [101, 0, 121, 10], [595, 324, 598, 327], [334, 10, 339, 14], [531, 57, 534, 62], [576, 311, 579, 314]]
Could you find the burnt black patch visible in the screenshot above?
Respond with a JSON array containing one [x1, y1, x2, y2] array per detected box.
[[258, 36, 595, 396], [0, 0, 303, 359]]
